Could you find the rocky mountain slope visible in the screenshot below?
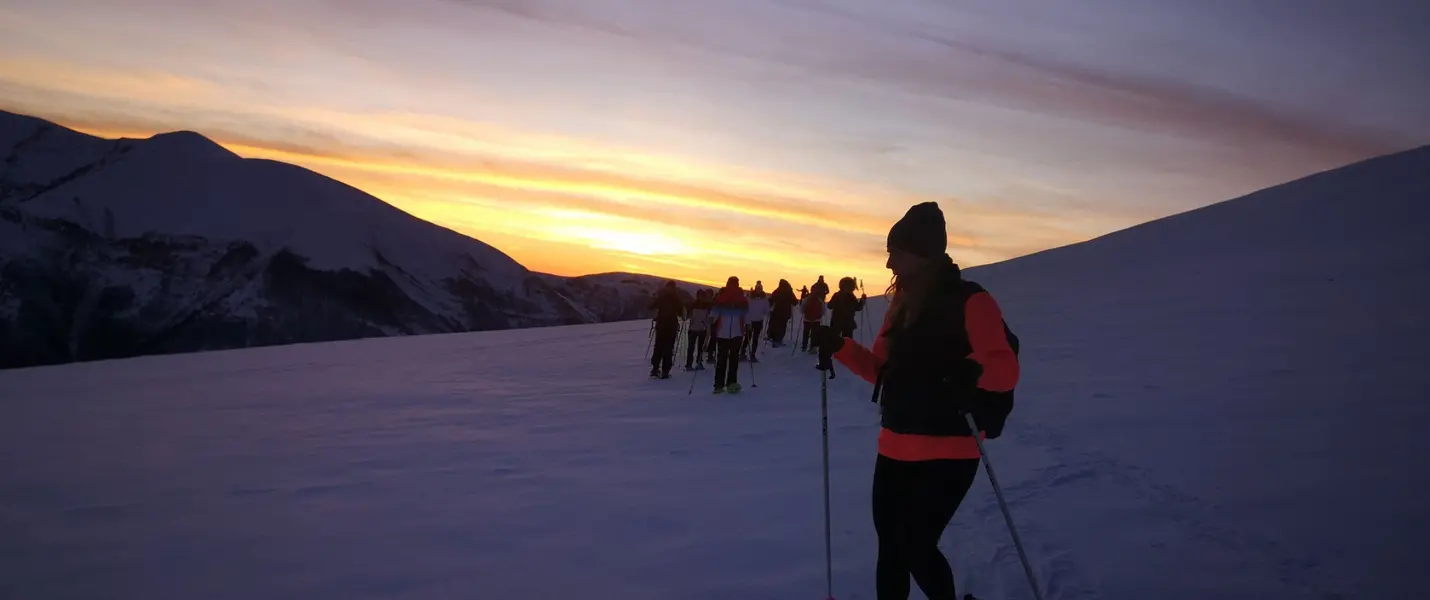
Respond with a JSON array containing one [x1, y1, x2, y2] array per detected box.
[[0, 111, 697, 369]]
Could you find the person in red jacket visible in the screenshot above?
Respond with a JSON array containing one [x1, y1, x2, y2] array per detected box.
[[815, 201, 1019, 600], [709, 276, 750, 393], [800, 287, 827, 353]]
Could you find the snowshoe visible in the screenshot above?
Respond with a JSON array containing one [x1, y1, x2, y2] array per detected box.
[[713, 386, 725, 394], [725, 383, 742, 393]]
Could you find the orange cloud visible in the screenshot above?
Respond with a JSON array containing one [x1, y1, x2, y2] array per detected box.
[[65, 108, 1103, 286]]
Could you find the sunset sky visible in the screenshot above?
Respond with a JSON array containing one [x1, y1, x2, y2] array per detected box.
[[2, 0, 1427, 287]]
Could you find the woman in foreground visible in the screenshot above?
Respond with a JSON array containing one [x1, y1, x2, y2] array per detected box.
[[816, 201, 1021, 600]]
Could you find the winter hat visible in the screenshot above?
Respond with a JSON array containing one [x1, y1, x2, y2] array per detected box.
[[726, 276, 740, 288], [887, 201, 947, 258]]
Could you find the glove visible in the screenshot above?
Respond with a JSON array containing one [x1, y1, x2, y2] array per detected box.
[[946, 358, 986, 413], [815, 328, 844, 371]]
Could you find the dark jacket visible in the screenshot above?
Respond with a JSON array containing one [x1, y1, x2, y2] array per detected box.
[[827, 290, 864, 328], [648, 288, 685, 327], [845, 259, 1018, 438], [770, 285, 798, 318]]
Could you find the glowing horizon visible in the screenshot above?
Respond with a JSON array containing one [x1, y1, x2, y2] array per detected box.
[[2, 0, 1426, 289]]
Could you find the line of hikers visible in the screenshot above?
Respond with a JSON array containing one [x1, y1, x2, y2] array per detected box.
[[643, 201, 1026, 600], [646, 274, 867, 392]]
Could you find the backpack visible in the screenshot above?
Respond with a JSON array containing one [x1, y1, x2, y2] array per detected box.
[[802, 296, 824, 321], [960, 280, 1020, 439]]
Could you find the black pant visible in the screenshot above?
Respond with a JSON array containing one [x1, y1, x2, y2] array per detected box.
[[835, 320, 856, 341], [872, 455, 980, 600], [650, 322, 678, 374], [685, 330, 707, 368], [713, 337, 741, 388], [742, 320, 764, 358], [802, 321, 821, 351], [767, 313, 789, 344]]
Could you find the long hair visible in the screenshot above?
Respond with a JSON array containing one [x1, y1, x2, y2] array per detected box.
[[883, 254, 944, 333]]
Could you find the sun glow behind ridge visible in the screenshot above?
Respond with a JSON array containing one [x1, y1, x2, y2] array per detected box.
[[5, 0, 1418, 288]]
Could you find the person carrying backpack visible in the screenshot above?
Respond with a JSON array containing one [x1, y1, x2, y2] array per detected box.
[[814, 201, 1020, 600], [685, 289, 713, 370], [646, 281, 685, 379], [709, 276, 750, 393], [800, 287, 827, 353], [743, 281, 771, 362], [827, 276, 866, 342]]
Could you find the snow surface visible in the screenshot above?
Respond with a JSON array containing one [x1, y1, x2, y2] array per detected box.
[[2, 146, 1428, 599]]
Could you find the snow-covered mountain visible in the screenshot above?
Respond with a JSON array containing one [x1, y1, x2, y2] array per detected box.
[[0, 111, 700, 369], [1, 143, 1426, 599]]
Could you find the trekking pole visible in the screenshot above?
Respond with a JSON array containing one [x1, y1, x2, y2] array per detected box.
[[687, 358, 702, 395], [964, 412, 1044, 600], [858, 279, 870, 344], [644, 320, 655, 360], [676, 319, 687, 363], [792, 317, 803, 357], [748, 347, 758, 388], [820, 367, 835, 600]]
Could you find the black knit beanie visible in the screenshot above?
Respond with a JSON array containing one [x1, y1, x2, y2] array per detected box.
[[887, 201, 947, 258]]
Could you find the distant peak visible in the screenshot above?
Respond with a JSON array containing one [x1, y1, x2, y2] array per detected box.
[[140, 130, 238, 160]]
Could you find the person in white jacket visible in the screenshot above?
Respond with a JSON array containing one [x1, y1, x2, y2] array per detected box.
[[684, 289, 713, 370], [742, 281, 771, 362], [709, 277, 750, 393]]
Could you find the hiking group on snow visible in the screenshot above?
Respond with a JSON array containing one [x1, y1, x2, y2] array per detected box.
[[646, 274, 866, 393], [641, 201, 1029, 600]]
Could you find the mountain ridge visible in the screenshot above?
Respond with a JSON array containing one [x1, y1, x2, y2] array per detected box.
[[0, 110, 704, 369]]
